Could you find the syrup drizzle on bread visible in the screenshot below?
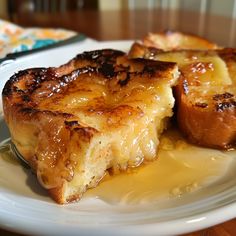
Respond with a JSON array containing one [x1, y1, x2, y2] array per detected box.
[[2, 49, 179, 203]]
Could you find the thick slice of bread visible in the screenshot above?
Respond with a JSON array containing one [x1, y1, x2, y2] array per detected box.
[[129, 41, 236, 149], [2, 49, 179, 203], [142, 31, 219, 50]]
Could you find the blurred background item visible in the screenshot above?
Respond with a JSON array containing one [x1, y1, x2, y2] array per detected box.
[[7, 0, 98, 18], [1, 0, 235, 19], [0, 0, 235, 45]]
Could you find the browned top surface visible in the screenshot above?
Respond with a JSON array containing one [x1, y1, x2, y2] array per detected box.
[[3, 48, 177, 191]]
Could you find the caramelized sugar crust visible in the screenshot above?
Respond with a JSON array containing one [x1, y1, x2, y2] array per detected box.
[[143, 31, 219, 50], [129, 42, 236, 149], [3, 49, 178, 203]]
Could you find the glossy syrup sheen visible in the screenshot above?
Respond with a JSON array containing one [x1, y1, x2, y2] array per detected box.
[[0, 129, 234, 205], [85, 128, 234, 205], [0, 142, 20, 166]]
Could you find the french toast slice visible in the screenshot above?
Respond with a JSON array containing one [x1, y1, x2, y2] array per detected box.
[[143, 31, 219, 50], [129, 42, 236, 149], [2, 49, 179, 203]]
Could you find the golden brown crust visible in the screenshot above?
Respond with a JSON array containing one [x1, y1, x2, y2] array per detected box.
[[175, 76, 236, 149], [3, 49, 178, 203], [48, 185, 66, 204], [175, 49, 236, 149], [143, 31, 219, 50], [129, 33, 236, 149]]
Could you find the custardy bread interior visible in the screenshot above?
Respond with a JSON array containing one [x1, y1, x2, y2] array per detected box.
[[129, 32, 236, 149], [2, 49, 179, 203]]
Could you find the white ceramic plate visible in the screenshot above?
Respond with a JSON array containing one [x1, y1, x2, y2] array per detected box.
[[1, 40, 236, 236]]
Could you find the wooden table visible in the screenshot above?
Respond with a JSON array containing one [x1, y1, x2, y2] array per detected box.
[[1, 8, 236, 236], [6, 8, 236, 47]]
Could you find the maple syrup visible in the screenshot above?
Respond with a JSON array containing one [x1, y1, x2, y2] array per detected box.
[[85, 129, 234, 204]]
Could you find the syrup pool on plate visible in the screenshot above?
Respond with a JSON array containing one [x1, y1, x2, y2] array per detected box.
[[85, 128, 235, 205], [0, 128, 235, 205]]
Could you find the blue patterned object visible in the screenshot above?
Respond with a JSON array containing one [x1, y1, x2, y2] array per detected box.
[[32, 39, 57, 49], [0, 19, 78, 58]]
